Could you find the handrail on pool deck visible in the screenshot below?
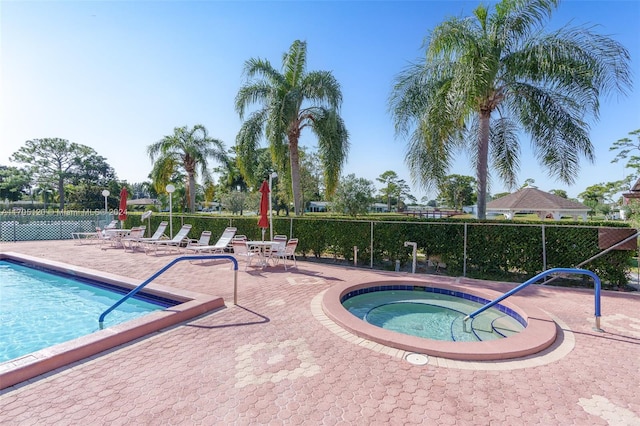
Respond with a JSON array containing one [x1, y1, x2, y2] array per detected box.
[[99, 255, 239, 328], [463, 267, 603, 331]]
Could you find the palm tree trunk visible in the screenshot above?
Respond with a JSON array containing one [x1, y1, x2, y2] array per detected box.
[[289, 134, 303, 215], [476, 112, 491, 220], [188, 173, 196, 213]]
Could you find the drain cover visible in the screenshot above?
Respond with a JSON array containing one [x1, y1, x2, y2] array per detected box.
[[405, 353, 429, 365]]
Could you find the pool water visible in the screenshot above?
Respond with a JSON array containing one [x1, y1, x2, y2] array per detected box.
[[342, 289, 525, 342], [0, 260, 170, 362]]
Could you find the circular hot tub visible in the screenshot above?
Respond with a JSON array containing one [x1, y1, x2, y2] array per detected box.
[[322, 280, 557, 361]]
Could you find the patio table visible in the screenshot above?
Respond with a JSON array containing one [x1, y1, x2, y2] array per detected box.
[[246, 241, 278, 268]]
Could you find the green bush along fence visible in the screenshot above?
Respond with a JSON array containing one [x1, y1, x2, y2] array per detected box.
[[125, 214, 633, 288], [1, 212, 633, 288]]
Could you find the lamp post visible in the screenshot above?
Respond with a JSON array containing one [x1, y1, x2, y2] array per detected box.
[[166, 184, 175, 238], [269, 172, 277, 241], [101, 190, 110, 214]]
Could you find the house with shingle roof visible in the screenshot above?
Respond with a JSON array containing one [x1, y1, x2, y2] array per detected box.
[[622, 178, 640, 202], [486, 187, 589, 220]]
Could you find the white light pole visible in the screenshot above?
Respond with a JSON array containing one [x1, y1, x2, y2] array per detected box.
[[166, 184, 175, 238], [101, 190, 110, 214], [269, 172, 277, 241]]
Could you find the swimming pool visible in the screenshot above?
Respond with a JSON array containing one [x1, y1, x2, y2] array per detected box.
[[0, 252, 226, 390], [322, 280, 558, 361], [342, 288, 525, 342], [0, 259, 175, 362]]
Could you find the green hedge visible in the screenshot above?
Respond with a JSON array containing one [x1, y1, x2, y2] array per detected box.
[[125, 214, 635, 288]]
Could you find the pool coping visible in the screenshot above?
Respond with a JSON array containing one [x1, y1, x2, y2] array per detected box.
[[322, 279, 558, 361], [0, 252, 226, 390]]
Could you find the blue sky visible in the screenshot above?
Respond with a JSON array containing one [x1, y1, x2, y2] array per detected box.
[[1, 0, 638, 202]]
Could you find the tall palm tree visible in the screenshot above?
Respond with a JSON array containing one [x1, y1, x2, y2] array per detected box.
[[389, 0, 631, 219], [147, 124, 228, 213], [235, 40, 349, 215]]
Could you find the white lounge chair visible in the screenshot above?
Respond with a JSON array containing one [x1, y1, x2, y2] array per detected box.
[[135, 221, 168, 245], [72, 229, 99, 245], [144, 224, 192, 255], [104, 220, 118, 230], [184, 227, 237, 255], [183, 230, 212, 252]]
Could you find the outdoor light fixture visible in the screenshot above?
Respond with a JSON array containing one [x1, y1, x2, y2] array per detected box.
[[269, 172, 278, 241], [166, 184, 175, 238], [101, 190, 110, 214]]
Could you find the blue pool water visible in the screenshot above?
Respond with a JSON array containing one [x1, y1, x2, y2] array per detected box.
[[342, 288, 525, 342], [0, 260, 173, 363]]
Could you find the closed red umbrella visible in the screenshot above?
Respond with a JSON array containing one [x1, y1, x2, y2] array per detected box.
[[257, 180, 270, 241], [118, 187, 128, 228]]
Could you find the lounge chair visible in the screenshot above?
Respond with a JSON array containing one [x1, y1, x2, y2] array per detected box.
[[144, 224, 192, 255], [135, 221, 169, 245], [72, 229, 100, 245], [104, 220, 118, 230], [183, 231, 212, 252], [184, 227, 237, 255]]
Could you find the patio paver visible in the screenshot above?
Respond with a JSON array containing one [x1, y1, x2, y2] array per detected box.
[[1, 240, 639, 425]]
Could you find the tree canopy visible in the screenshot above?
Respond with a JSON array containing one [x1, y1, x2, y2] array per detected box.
[[235, 39, 349, 215], [10, 138, 115, 210], [437, 174, 477, 210], [147, 124, 228, 213], [389, 0, 632, 219], [331, 174, 375, 217]]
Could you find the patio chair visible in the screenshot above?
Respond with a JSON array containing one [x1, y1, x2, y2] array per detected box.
[[121, 226, 147, 252], [267, 234, 288, 265], [144, 224, 192, 255], [231, 238, 257, 271], [273, 238, 298, 270], [184, 227, 237, 255], [95, 227, 111, 249]]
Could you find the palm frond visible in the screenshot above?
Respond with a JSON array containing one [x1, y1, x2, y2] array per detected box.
[[311, 108, 349, 195], [301, 71, 343, 110], [282, 40, 307, 87]]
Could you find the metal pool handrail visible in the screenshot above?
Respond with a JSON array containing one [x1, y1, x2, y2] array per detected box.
[[463, 268, 603, 331], [99, 255, 238, 328]]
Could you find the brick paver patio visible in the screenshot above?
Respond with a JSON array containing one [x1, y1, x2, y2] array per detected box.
[[1, 240, 639, 425]]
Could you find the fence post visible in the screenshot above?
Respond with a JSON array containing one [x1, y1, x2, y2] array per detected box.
[[370, 221, 374, 269], [463, 223, 468, 277], [541, 224, 547, 271]]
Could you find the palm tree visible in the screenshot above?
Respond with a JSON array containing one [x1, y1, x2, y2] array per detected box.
[[389, 0, 631, 219], [147, 124, 228, 213], [235, 40, 349, 215]]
